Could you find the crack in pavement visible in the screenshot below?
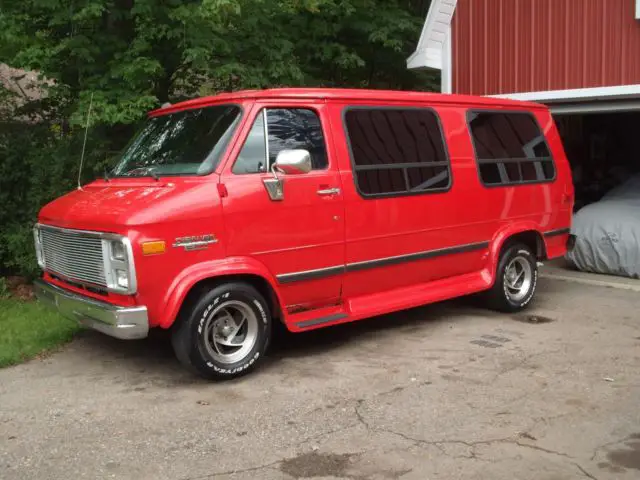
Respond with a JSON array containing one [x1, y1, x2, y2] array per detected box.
[[183, 378, 603, 480], [377, 427, 599, 479], [590, 436, 628, 461], [489, 348, 565, 383], [353, 396, 604, 480], [179, 460, 282, 480], [354, 400, 370, 429], [353, 388, 574, 460], [299, 422, 361, 447], [181, 403, 367, 479], [374, 380, 434, 398], [574, 463, 600, 480]]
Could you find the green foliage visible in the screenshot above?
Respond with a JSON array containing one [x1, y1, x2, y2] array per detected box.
[[0, 278, 8, 299], [0, 0, 437, 277]]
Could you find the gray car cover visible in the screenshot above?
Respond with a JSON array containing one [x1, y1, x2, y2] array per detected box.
[[566, 174, 640, 279]]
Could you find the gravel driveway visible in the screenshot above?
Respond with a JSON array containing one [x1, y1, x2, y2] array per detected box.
[[1, 279, 639, 480]]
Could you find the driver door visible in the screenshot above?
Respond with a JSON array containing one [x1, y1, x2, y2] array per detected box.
[[220, 102, 345, 311]]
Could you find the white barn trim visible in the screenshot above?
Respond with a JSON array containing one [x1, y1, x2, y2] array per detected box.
[[406, 0, 458, 93]]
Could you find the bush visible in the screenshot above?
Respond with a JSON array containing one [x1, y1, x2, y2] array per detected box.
[[0, 121, 120, 278]]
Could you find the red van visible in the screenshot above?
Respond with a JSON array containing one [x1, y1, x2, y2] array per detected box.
[[33, 88, 574, 379]]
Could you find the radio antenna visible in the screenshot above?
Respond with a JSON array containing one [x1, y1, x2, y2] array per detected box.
[[77, 92, 94, 190]]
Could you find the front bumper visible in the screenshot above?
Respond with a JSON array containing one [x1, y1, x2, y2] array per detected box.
[[34, 279, 149, 340]]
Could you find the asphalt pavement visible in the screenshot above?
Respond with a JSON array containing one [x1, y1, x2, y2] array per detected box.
[[1, 278, 639, 480]]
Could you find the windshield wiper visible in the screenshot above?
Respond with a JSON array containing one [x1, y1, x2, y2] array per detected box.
[[122, 166, 160, 180]]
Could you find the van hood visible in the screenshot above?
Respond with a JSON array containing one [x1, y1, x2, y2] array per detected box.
[[38, 177, 219, 232]]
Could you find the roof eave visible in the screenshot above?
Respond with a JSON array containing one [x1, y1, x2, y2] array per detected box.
[[490, 84, 640, 104], [407, 0, 458, 70], [406, 49, 442, 70]]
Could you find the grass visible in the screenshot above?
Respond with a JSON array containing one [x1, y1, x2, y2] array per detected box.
[[0, 297, 79, 367]]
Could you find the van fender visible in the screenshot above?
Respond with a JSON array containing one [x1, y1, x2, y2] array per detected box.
[[158, 256, 282, 329], [486, 221, 544, 286]]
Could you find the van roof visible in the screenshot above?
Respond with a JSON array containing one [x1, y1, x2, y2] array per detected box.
[[150, 88, 545, 116]]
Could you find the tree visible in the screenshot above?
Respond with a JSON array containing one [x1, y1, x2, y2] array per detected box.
[[1, 0, 435, 125], [0, 0, 436, 276]]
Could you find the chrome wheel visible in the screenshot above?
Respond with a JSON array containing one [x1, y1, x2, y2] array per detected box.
[[504, 256, 533, 302], [202, 300, 259, 365]]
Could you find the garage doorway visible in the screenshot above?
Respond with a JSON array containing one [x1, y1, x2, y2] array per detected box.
[[547, 110, 640, 280], [554, 111, 640, 211]]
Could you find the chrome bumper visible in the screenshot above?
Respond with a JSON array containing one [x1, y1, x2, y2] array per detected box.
[[34, 279, 149, 340]]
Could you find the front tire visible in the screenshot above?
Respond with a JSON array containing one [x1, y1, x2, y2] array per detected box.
[[486, 243, 538, 312], [171, 282, 272, 380]]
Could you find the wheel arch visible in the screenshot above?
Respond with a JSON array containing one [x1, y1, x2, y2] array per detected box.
[[158, 258, 283, 329], [500, 230, 547, 259], [488, 224, 546, 285]]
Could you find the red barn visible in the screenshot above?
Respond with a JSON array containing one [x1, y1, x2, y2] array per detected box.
[[409, 0, 640, 276], [409, 0, 640, 207]]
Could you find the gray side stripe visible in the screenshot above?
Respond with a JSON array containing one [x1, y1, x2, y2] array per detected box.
[[544, 228, 571, 237], [295, 313, 348, 329], [276, 241, 490, 284], [276, 265, 345, 284], [345, 241, 489, 273]]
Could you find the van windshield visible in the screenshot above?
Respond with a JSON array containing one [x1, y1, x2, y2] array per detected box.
[[111, 104, 241, 177]]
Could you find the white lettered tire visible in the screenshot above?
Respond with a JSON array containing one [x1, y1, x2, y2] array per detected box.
[[171, 282, 272, 380], [486, 243, 538, 312]]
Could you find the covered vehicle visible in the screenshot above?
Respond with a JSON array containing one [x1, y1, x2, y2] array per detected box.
[[567, 174, 640, 278]]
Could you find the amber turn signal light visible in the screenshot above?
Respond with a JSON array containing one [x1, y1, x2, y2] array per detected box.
[[141, 241, 166, 255]]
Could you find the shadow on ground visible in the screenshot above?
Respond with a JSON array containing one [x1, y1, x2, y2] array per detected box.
[[70, 295, 498, 387]]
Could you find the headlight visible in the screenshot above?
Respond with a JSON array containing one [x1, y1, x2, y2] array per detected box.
[[103, 237, 137, 294], [110, 240, 126, 261], [33, 226, 45, 268], [115, 269, 129, 289]]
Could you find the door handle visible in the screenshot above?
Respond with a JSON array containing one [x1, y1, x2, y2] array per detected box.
[[317, 187, 341, 196]]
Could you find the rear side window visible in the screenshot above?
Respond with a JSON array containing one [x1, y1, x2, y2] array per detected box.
[[344, 108, 451, 198], [467, 111, 555, 186]]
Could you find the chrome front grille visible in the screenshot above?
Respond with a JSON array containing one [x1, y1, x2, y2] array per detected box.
[[40, 227, 107, 287]]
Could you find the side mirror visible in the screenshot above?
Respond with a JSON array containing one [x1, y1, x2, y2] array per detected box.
[[274, 149, 312, 175]]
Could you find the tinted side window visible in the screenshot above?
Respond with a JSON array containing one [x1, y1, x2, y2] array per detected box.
[[233, 111, 267, 174], [267, 109, 327, 170], [232, 108, 327, 174], [468, 111, 555, 186], [344, 108, 451, 197]]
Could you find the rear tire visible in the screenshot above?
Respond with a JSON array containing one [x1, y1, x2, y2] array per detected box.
[[171, 282, 272, 380], [486, 243, 538, 312]]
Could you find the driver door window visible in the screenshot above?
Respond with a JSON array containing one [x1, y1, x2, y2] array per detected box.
[[232, 108, 328, 174]]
